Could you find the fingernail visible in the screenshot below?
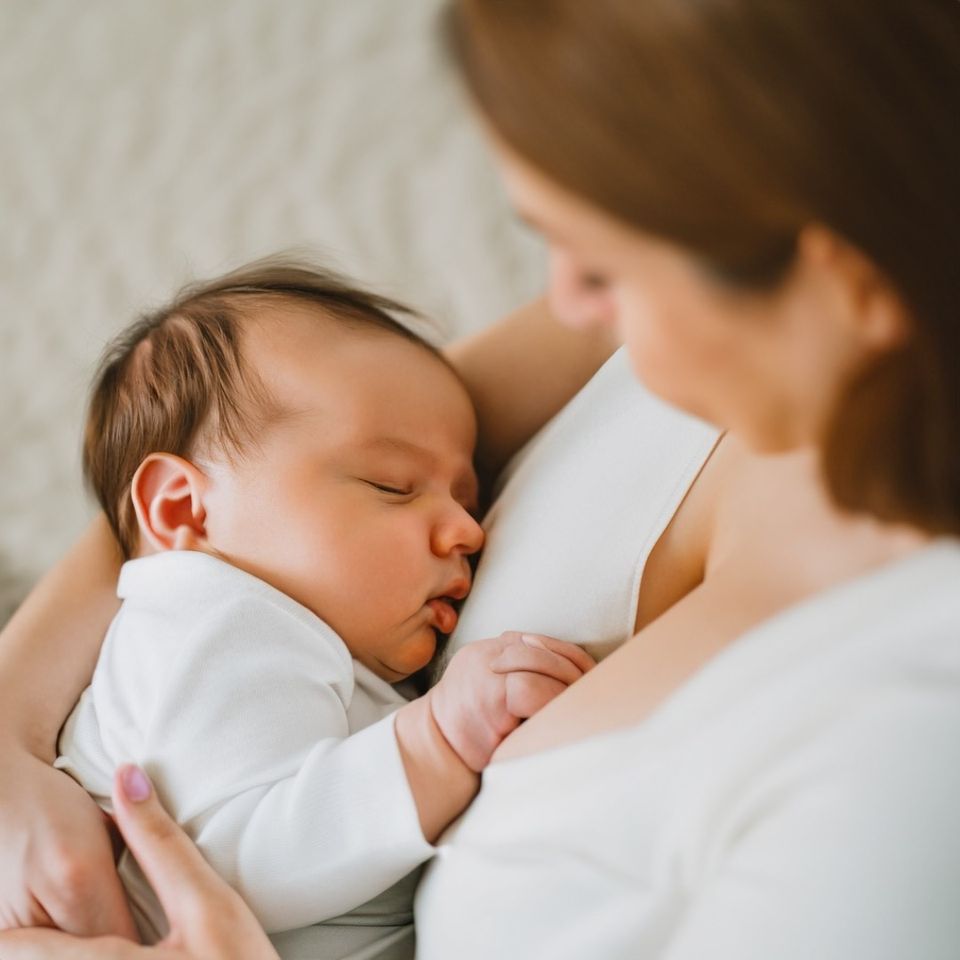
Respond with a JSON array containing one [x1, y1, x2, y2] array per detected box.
[[120, 764, 152, 803], [521, 634, 545, 649]]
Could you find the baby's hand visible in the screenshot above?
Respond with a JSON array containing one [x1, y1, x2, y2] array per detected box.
[[429, 632, 596, 772]]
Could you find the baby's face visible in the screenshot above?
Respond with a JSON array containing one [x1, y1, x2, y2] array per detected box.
[[200, 305, 483, 681]]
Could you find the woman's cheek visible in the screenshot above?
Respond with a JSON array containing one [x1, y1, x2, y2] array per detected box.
[[617, 300, 675, 388]]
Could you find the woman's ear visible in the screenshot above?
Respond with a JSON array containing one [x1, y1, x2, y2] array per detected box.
[[798, 223, 911, 354], [130, 453, 209, 554]]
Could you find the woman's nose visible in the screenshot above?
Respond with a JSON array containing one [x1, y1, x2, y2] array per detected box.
[[547, 248, 615, 329], [432, 504, 485, 558]]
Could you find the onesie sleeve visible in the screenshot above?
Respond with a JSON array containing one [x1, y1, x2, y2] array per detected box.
[[140, 595, 434, 933], [660, 687, 960, 960]]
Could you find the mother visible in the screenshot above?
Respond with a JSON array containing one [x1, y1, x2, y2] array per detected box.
[[3, 0, 960, 957]]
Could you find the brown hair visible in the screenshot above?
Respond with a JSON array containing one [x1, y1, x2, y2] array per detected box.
[[84, 257, 436, 557], [447, 0, 960, 533]]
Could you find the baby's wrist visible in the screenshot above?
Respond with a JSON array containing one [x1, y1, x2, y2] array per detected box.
[[423, 690, 477, 774], [429, 681, 508, 773], [395, 694, 476, 781], [394, 695, 479, 842]]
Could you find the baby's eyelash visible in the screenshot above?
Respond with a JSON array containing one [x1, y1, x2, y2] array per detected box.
[[367, 481, 411, 496]]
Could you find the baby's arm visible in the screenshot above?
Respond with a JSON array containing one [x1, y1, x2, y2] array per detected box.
[[88, 605, 592, 933], [96, 595, 433, 933]]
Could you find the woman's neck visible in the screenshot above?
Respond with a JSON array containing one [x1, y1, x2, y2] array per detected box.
[[705, 436, 932, 595]]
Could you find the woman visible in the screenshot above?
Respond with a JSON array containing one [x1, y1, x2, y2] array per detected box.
[[3, 0, 959, 956]]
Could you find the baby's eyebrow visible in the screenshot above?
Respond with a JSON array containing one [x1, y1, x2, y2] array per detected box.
[[361, 436, 433, 458]]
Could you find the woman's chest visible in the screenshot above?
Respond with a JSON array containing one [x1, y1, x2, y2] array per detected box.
[[489, 555, 793, 764], [489, 443, 917, 764]]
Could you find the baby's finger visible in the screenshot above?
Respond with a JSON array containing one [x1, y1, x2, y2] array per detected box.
[[491, 638, 586, 686], [504, 672, 567, 719], [519, 634, 597, 674]]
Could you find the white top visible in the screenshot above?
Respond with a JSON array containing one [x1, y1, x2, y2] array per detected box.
[[416, 540, 960, 959], [447, 348, 719, 662], [56, 551, 433, 960]]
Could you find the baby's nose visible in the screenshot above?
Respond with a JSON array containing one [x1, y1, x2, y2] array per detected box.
[[461, 513, 485, 554], [434, 505, 484, 557]]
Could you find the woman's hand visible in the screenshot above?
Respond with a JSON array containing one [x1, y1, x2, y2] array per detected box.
[[0, 514, 127, 934], [0, 765, 279, 960], [0, 745, 137, 938]]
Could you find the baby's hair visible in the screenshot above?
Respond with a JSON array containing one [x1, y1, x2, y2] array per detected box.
[[84, 256, 437, 558]]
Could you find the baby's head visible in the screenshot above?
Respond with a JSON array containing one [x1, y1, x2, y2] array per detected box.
[[85, 258, 483, 680]]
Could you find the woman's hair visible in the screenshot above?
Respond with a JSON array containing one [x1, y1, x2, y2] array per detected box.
[[85, 257, 434, 557], [447, 0, 960, 533]]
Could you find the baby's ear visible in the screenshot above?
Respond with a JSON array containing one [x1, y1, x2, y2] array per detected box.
[[130, 453, 209, 554]]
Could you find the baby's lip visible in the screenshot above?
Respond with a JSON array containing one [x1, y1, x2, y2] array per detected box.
[[426, 597, 460, 634], [425, 575, 470, 634], [433, 576, 470, 602]]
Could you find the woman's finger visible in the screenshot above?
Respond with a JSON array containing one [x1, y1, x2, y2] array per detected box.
[[110, 767, 279, 960], [110, 766, 243, 925], [0, 751, 139, 938], [32, 826, 138, 941], [0, 928, 166, 959]]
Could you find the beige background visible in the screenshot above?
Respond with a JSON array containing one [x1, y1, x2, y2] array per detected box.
[[1, 0, 545, 622]]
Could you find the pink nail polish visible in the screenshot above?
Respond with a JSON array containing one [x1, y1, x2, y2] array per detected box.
[[120, 765, 152, 802]]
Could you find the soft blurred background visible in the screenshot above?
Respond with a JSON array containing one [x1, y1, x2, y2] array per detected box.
[[1, 0, 545, 623]]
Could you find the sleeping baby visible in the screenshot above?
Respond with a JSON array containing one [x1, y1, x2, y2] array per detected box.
[[55, 257, 594, 959]]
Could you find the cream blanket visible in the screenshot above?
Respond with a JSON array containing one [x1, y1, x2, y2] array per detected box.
[[0, 0, 543, 621]]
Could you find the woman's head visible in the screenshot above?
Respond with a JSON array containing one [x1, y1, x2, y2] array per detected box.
[[447, 0, 960, 533]]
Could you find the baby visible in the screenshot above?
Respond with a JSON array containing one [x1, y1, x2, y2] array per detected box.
[[55, 258, 593, 959]]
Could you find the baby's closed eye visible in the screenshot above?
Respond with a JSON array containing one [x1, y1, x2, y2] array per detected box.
[[362, 479, 413, 496]]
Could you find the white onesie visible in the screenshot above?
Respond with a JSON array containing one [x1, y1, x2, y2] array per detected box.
[[56, 551, 433, 960]]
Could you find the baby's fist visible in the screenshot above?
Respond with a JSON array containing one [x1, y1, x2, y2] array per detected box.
[[430, 632, 595, 772]]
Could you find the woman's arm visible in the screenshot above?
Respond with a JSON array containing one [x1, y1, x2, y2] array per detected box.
[[445, 297, 618, 479], [661, 692, 960, 960], [0, 513, 134, 936], [0, 514, 121, 760]]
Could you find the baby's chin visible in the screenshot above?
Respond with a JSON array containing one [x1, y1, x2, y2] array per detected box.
[[367, 627, 438, 683]]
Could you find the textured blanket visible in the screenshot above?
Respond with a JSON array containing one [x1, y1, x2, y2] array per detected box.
[[1, 0, 543, 621]]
